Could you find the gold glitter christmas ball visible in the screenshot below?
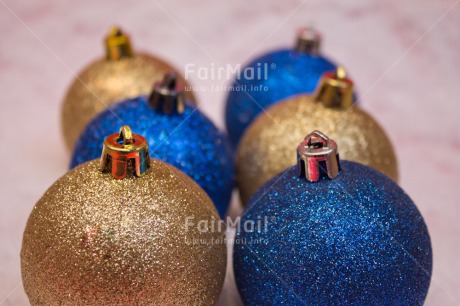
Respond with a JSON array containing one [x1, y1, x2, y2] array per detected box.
[[21, 126, 226, 305], [237, 68, 398, 205], [61, 26, 196, 151]]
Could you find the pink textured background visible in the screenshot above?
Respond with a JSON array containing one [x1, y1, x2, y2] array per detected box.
[[1, 0, 459, 305]]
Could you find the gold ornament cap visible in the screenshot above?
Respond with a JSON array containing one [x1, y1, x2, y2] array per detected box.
[[105, 26, 133, 60], [100, 125, 150, 179], [295, 27, 321, 54], [314, 67, 354, 109], [297, 130, 340, 182], [148, 72, 185, 114]]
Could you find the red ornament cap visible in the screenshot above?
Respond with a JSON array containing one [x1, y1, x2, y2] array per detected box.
[[297, 130, 340, 182], [100, 125, 150, 179]]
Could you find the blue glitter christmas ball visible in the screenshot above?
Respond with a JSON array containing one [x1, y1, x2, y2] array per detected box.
[[225, 48, 336, 147], [70, 96, 234, 217], [233, 161, 432, 305]]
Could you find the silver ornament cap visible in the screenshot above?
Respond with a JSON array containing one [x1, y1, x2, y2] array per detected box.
[[294, 27, 321, 54], [297, 130, 340, 182], [148, 72, 185, 114]]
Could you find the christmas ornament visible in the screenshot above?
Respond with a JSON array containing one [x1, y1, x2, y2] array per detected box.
[[21, 126, 226, 305], [225, 27, 337, 147], [61, 26, 196, 151], [237, 67, 397, 205], [233, 130, 432, 305], [71, 73, 234, 217]]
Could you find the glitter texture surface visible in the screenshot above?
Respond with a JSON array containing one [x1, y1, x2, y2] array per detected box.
[[233, 161, 432, 305], [21, 159, 226, 305], [61, 53, 196, 151], [70, 97, 234, 217], [237, 95, 398, 205], [225, 49, 336, 147]]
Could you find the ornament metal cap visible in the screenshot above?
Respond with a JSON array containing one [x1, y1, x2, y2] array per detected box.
[[297, 130, 340, 182], [314, 67, 354, 109], [148, 72, 185, 114], [100, 125, 150, 179], [105, 26, 133, 60], [294, 27, 321, 54]]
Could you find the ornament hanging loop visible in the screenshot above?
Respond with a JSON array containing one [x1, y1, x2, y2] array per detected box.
[[105, 26, 133, 60], [100, 125, 150, 179], [118, 125, 134, 145], [295, 27, 321, 54], [314, 67, 354, 109], [148, 72, 185, 114], [297, 130, 340, 182]]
